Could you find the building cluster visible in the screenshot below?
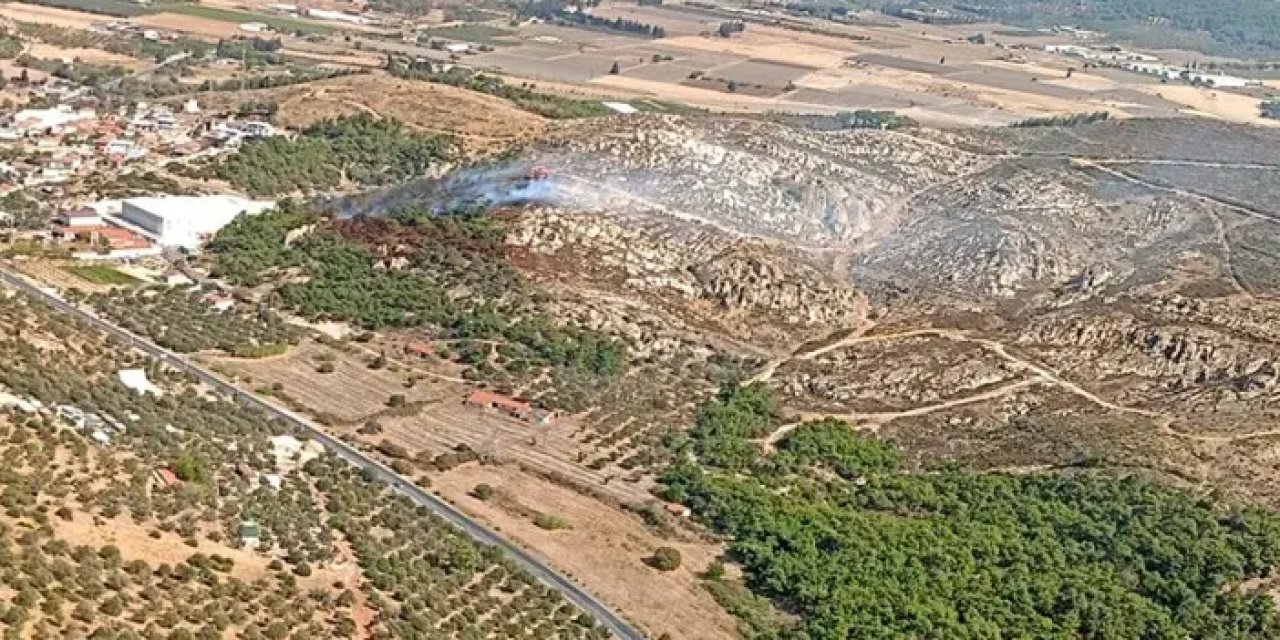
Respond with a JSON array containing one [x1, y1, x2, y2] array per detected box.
[[266, 2, 375, 25], [0, 94, 282, 257], [0, 385, 133, 447], [1046, 45, 1263, 89], [47, 193, 274, 258]]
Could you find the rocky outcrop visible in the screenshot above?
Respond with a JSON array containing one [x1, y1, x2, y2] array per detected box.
[[690, 251, 864, 327]]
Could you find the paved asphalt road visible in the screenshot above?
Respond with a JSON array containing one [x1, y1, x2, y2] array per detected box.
[[0, 267, 645, 640]]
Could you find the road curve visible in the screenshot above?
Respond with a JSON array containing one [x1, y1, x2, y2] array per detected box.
[[0, 267, 645, 640]]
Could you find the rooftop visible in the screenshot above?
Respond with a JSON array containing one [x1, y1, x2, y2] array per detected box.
[[123, 195, 275, 221]]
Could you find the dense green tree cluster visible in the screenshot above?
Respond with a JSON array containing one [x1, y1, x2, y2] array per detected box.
[[663, 385, 1280, 640], [555, 9, 667, 37], [0, 31, 22, 59], [216, 114, 454, 196], [205, 200, 312, 286], [209, 204, 626, 381], [16, 54, 126, 87], [948, 0, 1280, 55], [214, 36, 284, 67], [0, 190, 43, 229]]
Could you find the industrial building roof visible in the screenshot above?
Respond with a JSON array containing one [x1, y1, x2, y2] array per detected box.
[[123, 195, 275, 222]]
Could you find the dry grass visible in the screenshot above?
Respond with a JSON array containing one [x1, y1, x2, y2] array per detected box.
[[26, 42, 144, 68], [180, 72, 547, 153], [0, 2, 103, 28], [133, 12, 264, 39], [432, 463, 739, 640], [204, 340, 449, 424], [1136, 84, 1280, 126]]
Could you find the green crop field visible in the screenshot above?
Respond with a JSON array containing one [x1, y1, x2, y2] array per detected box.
[[159, 4, 334, 35], [420, 24, 516, 46], [65, 264, 139, 286]]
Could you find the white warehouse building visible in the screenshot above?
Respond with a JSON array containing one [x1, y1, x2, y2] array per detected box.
[[120, 195, 275, 249]]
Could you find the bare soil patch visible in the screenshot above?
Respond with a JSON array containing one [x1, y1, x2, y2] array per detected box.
[[204, 340, 450, 424], [1136, 84, 1280, 127], [433, 463, 738, 640], [26, 42, 143, 68], [134, 12, 252, 39], [0, 2, 102, 28], [180, 72, 547, 152], [13, 258, 114, 294]]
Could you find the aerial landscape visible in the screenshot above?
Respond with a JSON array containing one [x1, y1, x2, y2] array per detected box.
[[3, 0, 1280, 637]]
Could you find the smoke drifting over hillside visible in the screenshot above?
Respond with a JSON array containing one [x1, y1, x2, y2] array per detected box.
[[331, 160, 582, 219]]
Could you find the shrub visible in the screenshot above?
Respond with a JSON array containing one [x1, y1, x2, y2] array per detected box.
[[472, 483, 495, 501], [533, 513, 569, 530], [173, 451, 208, 483], [649, 547, 682, 571], [377, 439, 409, 459], [704, 560, 725, 580]]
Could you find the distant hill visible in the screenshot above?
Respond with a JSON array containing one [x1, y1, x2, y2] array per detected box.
[[951, 0, 1280, 56]]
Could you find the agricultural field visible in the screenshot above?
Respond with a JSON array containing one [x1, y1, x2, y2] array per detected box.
[[151, 3, 334, 35], [203, 333, 657, 505], [10, 0, 152, 18], [174, 73, 547, 153], [63, 263, 138, 286], [0, 2, 106, 29], [0, 292, 613, 639], [384, 0, 1272, 126], [203, 339, 453, 425], [433, 464, 738, 640], [84, 287, 301, 357], [421, 23, 518, 47], [13, 259, 112, 294]]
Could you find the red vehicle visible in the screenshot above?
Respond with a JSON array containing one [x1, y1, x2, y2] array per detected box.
[[529, 165, 550, 181]]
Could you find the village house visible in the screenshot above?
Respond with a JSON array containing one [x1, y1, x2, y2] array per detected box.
[[464, 390, 556, 425], [239, 520, 261, 549], [152, 467, 182, 488]]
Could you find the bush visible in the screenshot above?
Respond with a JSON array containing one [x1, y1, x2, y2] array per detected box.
[[472, 483, 495, 501], [173, 451, 208, 483], [649, 547, 682, 571], [317, 362, 335, 374], [704, 560, 725, 580], [532, 513, 569, 530], [377, 439, 409, 459], [387, 394, 406, 408]]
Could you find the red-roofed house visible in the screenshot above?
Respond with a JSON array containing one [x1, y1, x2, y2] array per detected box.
[[152, 467, 181, 488], [465, 390, 532, 419]]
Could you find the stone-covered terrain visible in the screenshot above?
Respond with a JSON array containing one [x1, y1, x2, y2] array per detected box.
[[499, 114, 1280, 509]]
